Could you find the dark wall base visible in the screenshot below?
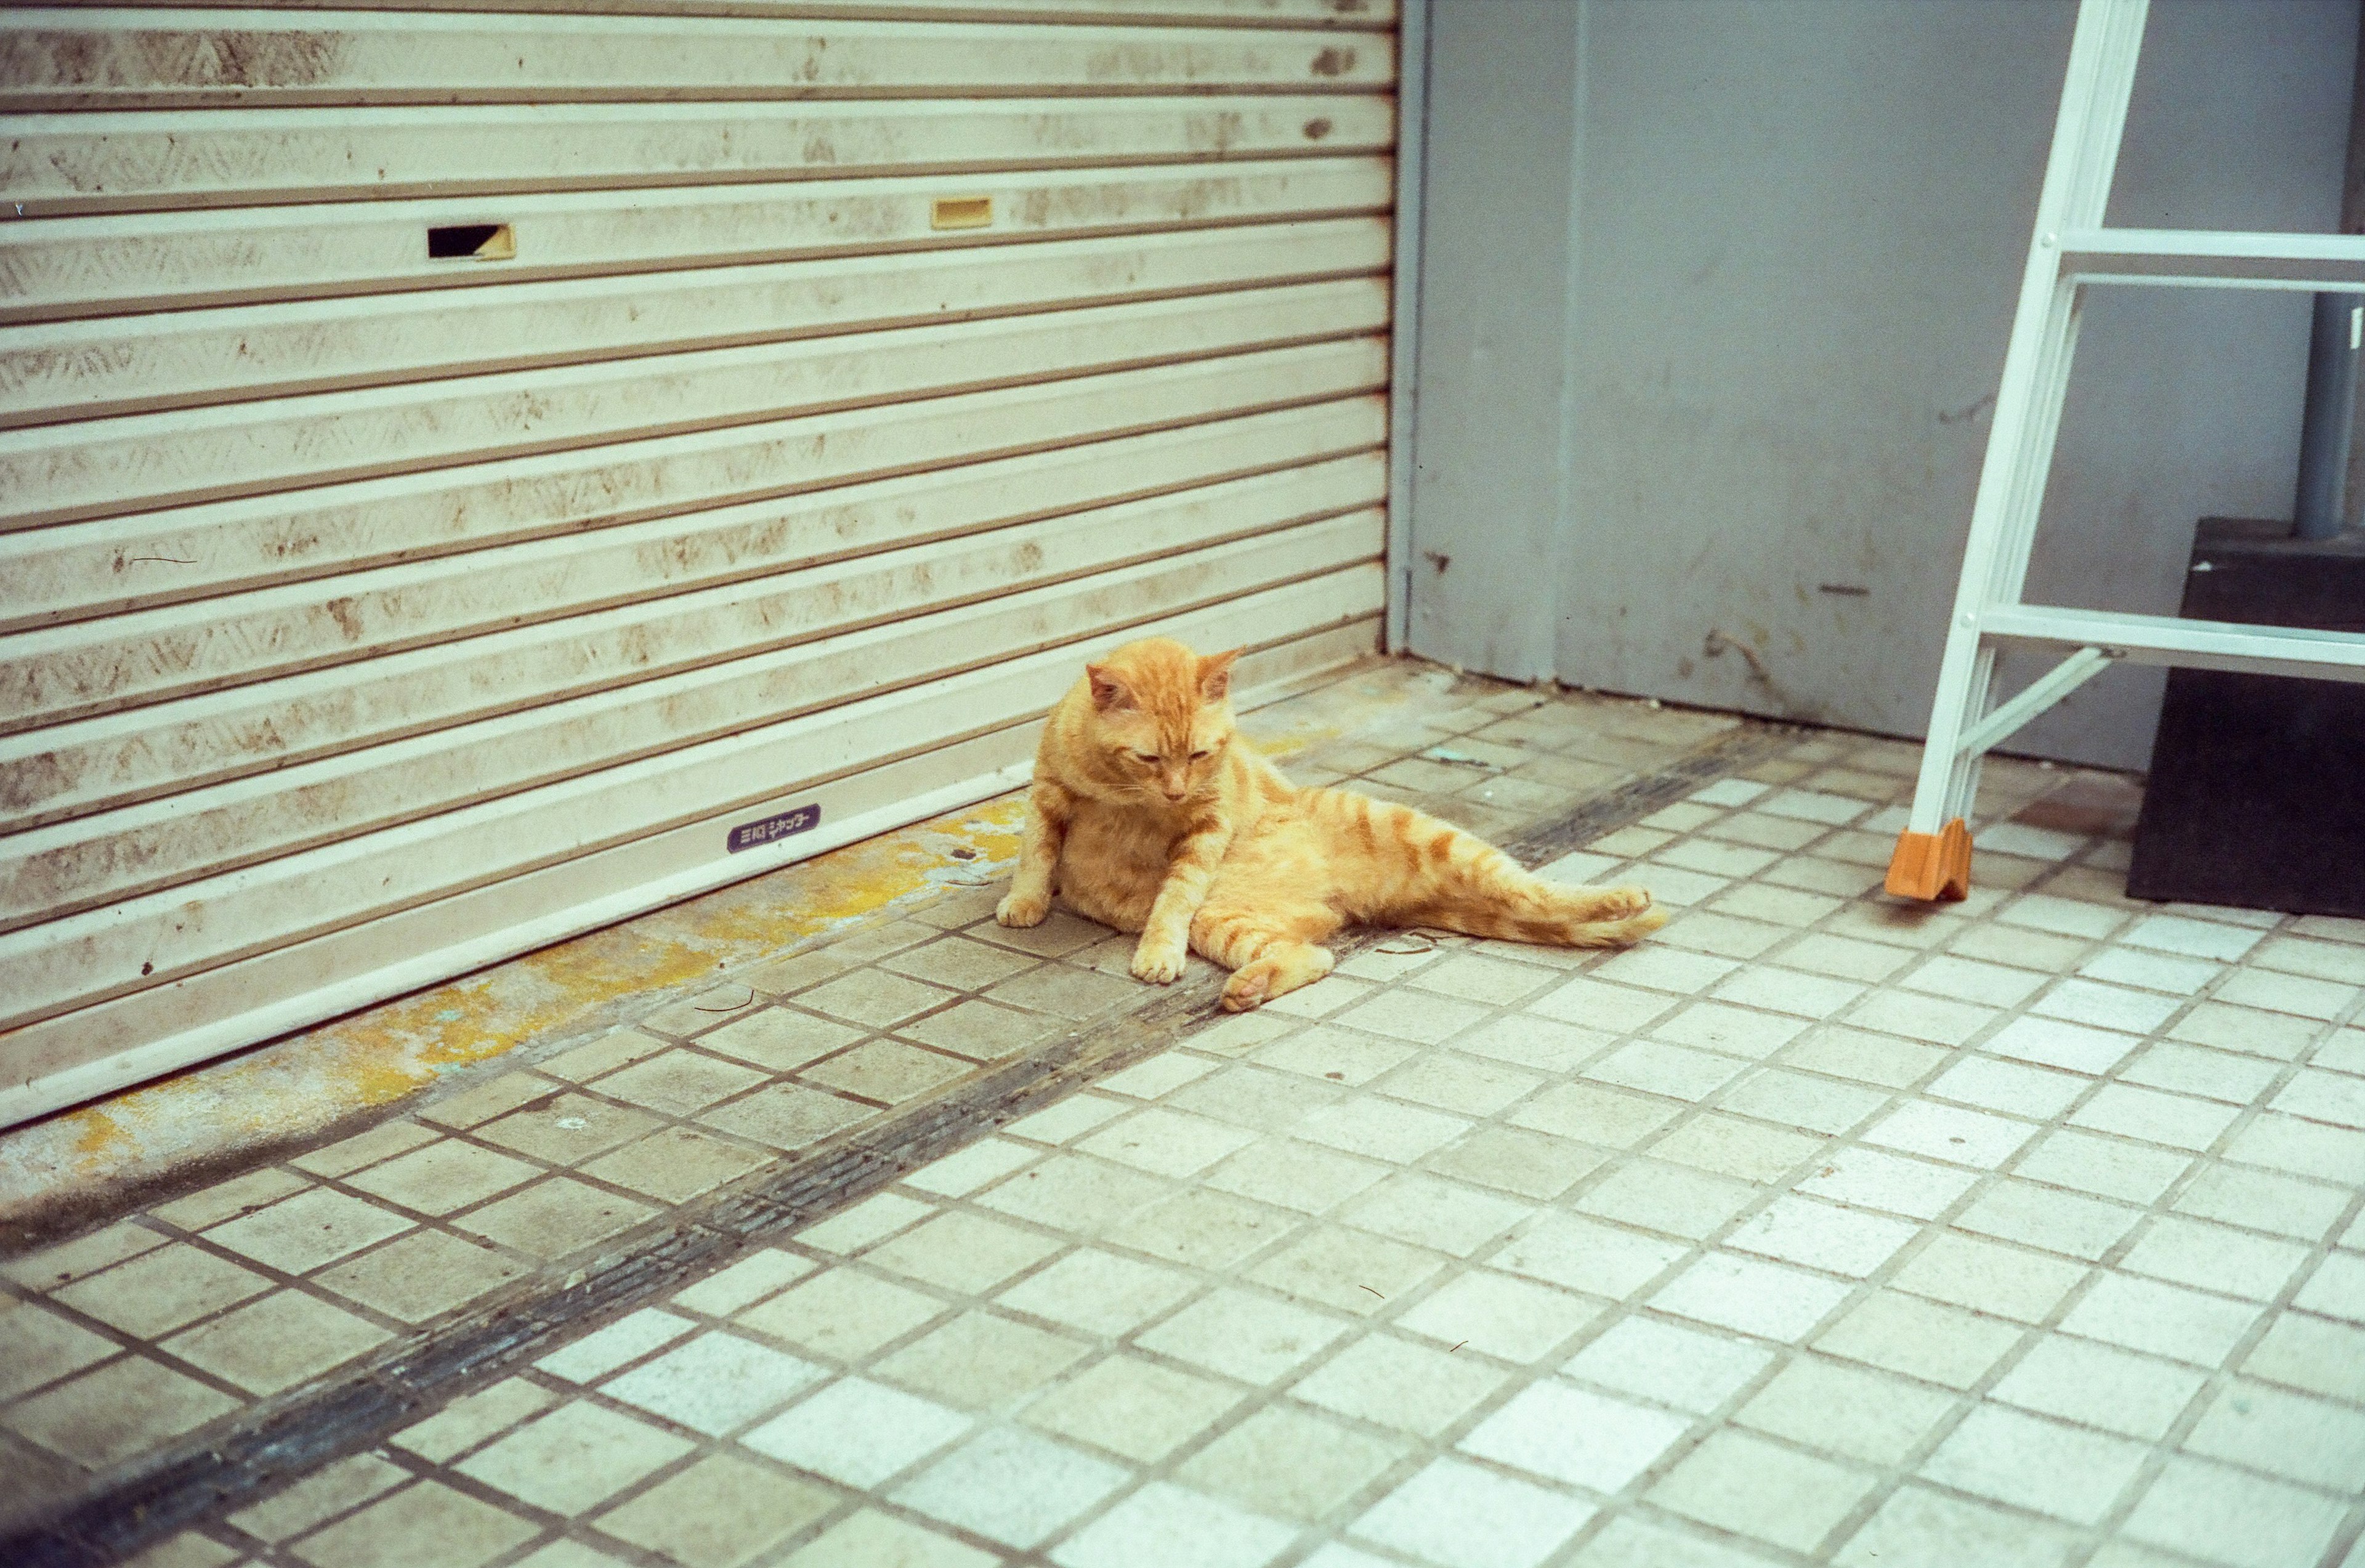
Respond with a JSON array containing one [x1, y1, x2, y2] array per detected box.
[[2127, 518, 2365, 916]]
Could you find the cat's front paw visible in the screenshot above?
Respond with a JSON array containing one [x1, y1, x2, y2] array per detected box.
[[996, 889, 1050, 927], [1130, 934, 1188, 984]]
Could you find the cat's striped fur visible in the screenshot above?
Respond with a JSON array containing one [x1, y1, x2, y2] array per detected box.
[[997, 637, 1669, 1011]]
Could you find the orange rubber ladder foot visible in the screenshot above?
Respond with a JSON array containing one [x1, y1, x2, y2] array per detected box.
[[1885, 819, 1972, 901]]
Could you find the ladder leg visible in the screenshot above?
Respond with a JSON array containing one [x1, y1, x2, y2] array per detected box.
[[1888, 0, 2149, 901]]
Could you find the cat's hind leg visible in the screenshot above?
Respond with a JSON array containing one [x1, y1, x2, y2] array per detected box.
[[1190, 898, 1343, 1012]]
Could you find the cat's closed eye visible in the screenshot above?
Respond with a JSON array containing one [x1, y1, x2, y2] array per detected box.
[[1129, 750, 1158, 763], [1190, 750, 1211, 761]]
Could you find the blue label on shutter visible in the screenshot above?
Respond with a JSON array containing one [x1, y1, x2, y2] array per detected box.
[[727, 802, 821, 854]]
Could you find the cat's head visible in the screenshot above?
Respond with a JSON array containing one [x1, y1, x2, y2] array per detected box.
[[1080, 637, 1242, 804]]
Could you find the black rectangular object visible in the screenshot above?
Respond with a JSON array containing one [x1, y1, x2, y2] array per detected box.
[[2126, 516, 2365, 916]]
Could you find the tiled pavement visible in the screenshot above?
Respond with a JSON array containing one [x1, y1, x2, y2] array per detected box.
[[8, 678, 2365, 1568]]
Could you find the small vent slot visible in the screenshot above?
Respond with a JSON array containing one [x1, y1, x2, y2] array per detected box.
[[930, 196, 992, 231], [428, 223, 515, 261]]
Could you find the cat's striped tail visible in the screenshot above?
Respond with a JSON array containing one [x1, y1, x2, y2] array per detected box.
[[1311, 786, 1668, 948]]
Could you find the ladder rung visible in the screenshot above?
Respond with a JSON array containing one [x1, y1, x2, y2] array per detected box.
[[1979, 606, 2365, 682], [2057, 228, 2365, 291]]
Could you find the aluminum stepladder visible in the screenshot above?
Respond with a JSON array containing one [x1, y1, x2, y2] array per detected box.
[[1887, 0, 2365, 901]]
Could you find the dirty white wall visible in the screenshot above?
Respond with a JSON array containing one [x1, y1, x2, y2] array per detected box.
[[1405, 0, 2358, 770]]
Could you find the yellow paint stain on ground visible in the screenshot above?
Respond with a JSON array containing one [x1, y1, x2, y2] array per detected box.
[[0, 657, 1442, 1220]]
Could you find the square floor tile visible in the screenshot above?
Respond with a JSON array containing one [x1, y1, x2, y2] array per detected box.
[[798, 970, 956, 1028], [1728, 1195, 1917, 1278], [1711, 967, 1867, 1020], [1049, 1481, 1298, 1568], [801, 1040, 969, 1105], [3, 1354, 241, 1466], [1351, 1457, 1594, 1568], [2120, 1454, 2348, 1568], [1373, 1053, 1545, 1118], [1918, 1405, 2149, 1524], [162, 1288, 389, 1396], [389, 1377, 556, 1463], [153, 1168, 310, 1234], [1424, 1125, 1609, 1200], [2173, 1162, 2350, 1241], [1955, 1181, 2143, 1263], [456, 1400, 694, 1514], [315, 1229, 527, 1325], [475, 1093, 661, 1165], [227, 1450, 411, 1543], [1080, 1109, 1259, 1179], [873, 1310, 1090, 1411], [1782, 1028, 1946, 1089], [1651, 1253, 1853, 1342], [863, 1210, 1063, 1296], [1652, 1002, 1815, 1062], [1205, 1138, 1389, 1216], [899, 998, 1063, 1062], [1651, 1114, 1823, 1184], [974, 1154, 1168, 1239], [1460, 1380, 1691, 1492], [1492, 1212, 1688, 1299], [891, 1426, 1128, 1550], [0, 1299, 118, 1404], [697, 1008, 865, 1073], [1889, 1232, 2085, 1324], [1813, 1291, 2021, 1390], [992, 1246, 1195, 1340], [1574, 1161, 1756, 1242], [536, 1307, 698, 1383], [1718, 1069, 1889, 1136], [1134, 1288, 1348, 1385], [1840, 990, 1997, 1046], [340, 1141, 540, 1218], [52, 1243, 273, 1339], [1984, 1016, 2141, 1076], [741, 1375, 973, 1487], [1863, 1101, 2039, 1170], [695, 1083, 873, 1150], [1527, 979, 1678, 1037], [290, 1480, 538, 1568], [602, 1330, 828, 1435], [1562, 1315, 1773, 1413], [2183, 1380, 2365, 1492], [1833, 1486, 2074, 1568], [1341, 1173, 1529, 1258], [737, 1269, 946, 1362], [2060, 1272, 2262, 1367], [594, 1051, 770, 1117], [1397, 1271, 1602, 1362], [1107, 1187, 1297, 1272], [881, 935, 1042, 991], [1293, 1097, 1474, 1165], [453, 1177, 655, 1262], [1511, 1082, 1679, 1149], [1737, 1354, 1957, 1466], [1991, 1333, 2205, 1441], [1794, 1146, 1977, 1220], [1290, 1331, 1506, 1437], [1246, 1224, 1447, 1317], [205, 1188, 414, 1275], [290, 1122, 442, 1181], [2294, 1248, 2365, 1323], [1647, 1429, 1875, 1553], [1176, 1405, 1407, 1523], [1584, 1041, 1749, 1103], [581, 1127, 769, 1205], [594, 1452, 833, 1568], [1926, 1057, 2085, 1120], [2120, 1215, 2311, 1303], [780, 1510, 995, 1568], [1253, 1025, 1420, 1086], [2070, 1085, 2240, 1153], [2031, 979, 2181, 1035], [2012, 1130, 2191, 1206], [1022, 1352, 1243, 1463]]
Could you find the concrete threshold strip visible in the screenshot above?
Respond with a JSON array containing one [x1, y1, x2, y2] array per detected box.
[[7, 716, 1800, 1568]]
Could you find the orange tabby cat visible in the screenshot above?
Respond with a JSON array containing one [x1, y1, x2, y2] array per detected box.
[[996, 637, 1669, 1011]]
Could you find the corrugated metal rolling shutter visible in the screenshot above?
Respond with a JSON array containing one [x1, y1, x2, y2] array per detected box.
[[0, 0, 1399, 1126]]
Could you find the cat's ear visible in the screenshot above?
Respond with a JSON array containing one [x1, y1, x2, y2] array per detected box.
[[1086, 663, 1132, 711], [1197, 647, 1243, 702]]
